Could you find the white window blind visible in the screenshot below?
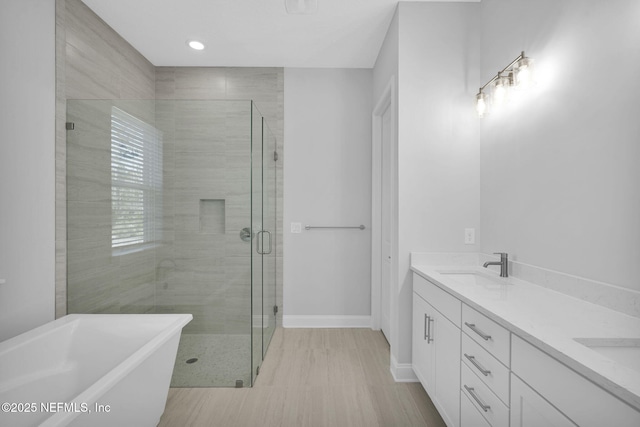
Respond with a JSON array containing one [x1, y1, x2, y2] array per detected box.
[[111, 107, 163, 248]]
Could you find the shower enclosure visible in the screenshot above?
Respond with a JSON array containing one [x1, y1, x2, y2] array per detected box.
[[66, 99, 277, 387]]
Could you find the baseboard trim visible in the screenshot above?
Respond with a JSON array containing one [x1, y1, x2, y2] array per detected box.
[[390, 354, 419, 382], [282, 315, 372, 328]]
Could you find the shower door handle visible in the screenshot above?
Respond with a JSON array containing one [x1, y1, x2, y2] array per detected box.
[[256, 230, 272, 255], [256, 231, 263, 254], [263, 230, 272, 255]]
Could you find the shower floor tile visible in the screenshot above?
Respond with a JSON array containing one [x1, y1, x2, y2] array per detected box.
[[171, 334, 251, 387]]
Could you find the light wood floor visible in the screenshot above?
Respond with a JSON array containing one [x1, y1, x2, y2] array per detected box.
[[158, 328, 446, 427]]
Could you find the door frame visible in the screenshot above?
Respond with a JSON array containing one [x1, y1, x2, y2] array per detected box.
[[371, 77, 397, 336]]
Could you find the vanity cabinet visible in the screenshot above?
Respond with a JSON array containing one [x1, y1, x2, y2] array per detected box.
[[412, 295, 433, 387], [461, 363, 509, 427], [461, 334, 509, 404], [510, 374, 574, 427], [460, 305, 510, 427], [412, 269, 640, 427], [511, 335, 640, 427], [461, 304, 510, 365], [412, 274, 461, 427], [460, 389, 492, 427]]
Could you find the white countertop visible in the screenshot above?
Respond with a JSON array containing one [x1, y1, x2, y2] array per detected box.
[[410, 263, 640, 411]]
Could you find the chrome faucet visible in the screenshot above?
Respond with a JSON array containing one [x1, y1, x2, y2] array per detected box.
[[483, 252, 508, 277]]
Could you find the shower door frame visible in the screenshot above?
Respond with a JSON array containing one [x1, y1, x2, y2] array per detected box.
[[250, 102, 278, 386]]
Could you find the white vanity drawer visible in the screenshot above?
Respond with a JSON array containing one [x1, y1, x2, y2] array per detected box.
[[462, 333, 510, 405], [413, 273, 461, 326], [461, 389, 492, 427], [461, 363, 509, 427], [462, 304, 510, 366]]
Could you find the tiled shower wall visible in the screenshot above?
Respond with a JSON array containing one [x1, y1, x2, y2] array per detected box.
[[66, 100, 158, 315], [156, 68, 284, 331], [55, 0, 156, 318], [56, 0, 284, 327], [154, 100, 255, 334]]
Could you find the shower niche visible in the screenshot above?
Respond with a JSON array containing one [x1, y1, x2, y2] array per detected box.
[[199, 199, 225, 234], [66, 99, 277, 387]]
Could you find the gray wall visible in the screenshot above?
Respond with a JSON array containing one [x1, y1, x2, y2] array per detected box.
[[0, 0, 56, 341], [479, 0, 640, 292], [283, 68, 373, 325]]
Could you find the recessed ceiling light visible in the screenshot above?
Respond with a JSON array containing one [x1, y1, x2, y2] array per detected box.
[[187, 40, 205, 51], [285, 0, 317, 15]]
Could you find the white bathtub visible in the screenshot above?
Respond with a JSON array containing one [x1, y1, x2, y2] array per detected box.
[[0, 313, 192, 427]]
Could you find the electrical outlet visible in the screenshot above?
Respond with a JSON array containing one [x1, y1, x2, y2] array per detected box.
[[291, 222, 302, 234], [464, 228, 475, 245]]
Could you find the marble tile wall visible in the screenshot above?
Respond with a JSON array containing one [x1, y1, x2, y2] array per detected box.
[[156, 68, 284, 328], [154, 100, 254, 334]]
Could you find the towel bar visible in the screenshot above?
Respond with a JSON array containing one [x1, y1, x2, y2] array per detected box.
[[304, 225, 365, 230]]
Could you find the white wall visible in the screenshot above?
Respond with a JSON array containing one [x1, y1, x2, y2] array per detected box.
[[372, 6, 400, 367], [372, 2, 481, 371], [283, 68, 373, 326], [373, 8, 399, 105], [479, 0, 640, 291], [395, 1, 481, 364], [0, 0, 56, 340]]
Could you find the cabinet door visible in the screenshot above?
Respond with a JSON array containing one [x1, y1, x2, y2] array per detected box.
[[413, 294, 435, 392], [432, 308, 461, 427], [413, 292, 461, 427], [510, 374, 576, 427]]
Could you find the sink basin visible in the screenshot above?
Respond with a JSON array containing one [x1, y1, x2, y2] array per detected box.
[[437, 271, 510, 289], [574, 338, 640, 372]]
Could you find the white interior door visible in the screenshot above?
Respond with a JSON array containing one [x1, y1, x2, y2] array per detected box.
[[380, 104, 392, 341]]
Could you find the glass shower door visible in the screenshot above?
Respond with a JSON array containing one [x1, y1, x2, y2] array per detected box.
[[67, 99, 275, 388], [250, 106, 278, 385]]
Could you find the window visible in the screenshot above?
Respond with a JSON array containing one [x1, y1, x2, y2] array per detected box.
[[111, 107, 162, 249]]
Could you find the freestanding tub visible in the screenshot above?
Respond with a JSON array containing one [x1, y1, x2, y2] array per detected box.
[[0, 313, 192, 427]]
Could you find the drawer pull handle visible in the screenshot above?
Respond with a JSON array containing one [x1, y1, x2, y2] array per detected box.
[[464, 322, 492, 341], [424, 314, 428, 341], [464, 385, 491, 412], [464, 353, 491, 376], [424, 314, 434, 343]]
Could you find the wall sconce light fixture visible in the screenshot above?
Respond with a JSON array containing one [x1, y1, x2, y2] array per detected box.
[[476, 51, 534, 118]]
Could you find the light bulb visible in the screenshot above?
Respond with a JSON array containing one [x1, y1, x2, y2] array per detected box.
[[515, 56, 534, 88], [493, 76, 509, 108], [476, 92, 487, 118]]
